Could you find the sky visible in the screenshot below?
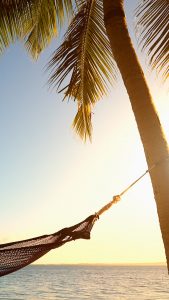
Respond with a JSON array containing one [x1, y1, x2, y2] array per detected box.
[[0, 1, 169, 265]]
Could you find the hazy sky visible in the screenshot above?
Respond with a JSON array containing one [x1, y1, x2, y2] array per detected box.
[[0, 1, 169, 265]]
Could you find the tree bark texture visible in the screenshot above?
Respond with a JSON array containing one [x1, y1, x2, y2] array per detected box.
[[103, 0, 169, 271]]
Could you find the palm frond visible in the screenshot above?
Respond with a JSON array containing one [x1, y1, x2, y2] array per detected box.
[[23, 0, 74, 59], [0, 1, 27, 52], [23, 0, 58, 59], [48, 0, 117, 140], [0, 0, 73, 58], [135, 0, 169, 83]]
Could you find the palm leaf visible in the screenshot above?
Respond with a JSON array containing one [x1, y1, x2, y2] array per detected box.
[[23, 0, 73, 59], [0, 1, 27, 52], [23, 0, 58, 59], [48, 0, 117, 140], [135, 0, 169, 83], [0, 0, 73, 58]]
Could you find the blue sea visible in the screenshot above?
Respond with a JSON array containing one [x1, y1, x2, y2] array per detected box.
[[0, 265, 169, 299]]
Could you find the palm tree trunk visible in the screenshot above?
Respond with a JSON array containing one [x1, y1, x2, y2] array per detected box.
[[103, 0, 169, 271]]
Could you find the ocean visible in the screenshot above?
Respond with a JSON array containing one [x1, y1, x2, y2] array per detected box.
[[0, 265, 169, 299]]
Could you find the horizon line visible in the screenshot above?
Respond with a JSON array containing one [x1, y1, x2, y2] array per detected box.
[[32, 262, 166, 266]]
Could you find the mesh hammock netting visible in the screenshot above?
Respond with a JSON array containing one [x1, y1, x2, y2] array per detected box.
[[0, 194, 123, 277], [0, 215, 98, 277]]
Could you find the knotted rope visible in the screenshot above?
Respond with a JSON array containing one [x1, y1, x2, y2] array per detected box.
[[97, 156, 169, 217]]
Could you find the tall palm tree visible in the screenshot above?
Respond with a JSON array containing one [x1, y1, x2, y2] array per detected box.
[[0, 0, 169, 270]]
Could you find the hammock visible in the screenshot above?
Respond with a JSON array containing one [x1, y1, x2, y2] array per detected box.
[[0, 214, 98, 277], [0, 194, 122, 278], [0, 157, 167, 277]]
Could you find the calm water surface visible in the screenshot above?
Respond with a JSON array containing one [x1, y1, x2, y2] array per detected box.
[[0, 265, 169, 299]]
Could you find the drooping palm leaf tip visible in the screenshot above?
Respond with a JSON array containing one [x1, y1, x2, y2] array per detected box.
[[48, 0, 117, 140], [135, 0, 169, 83], [0, 0, 73, 58]]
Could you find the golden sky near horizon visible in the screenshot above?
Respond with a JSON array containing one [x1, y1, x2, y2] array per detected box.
[[36, 83, 168, 266]]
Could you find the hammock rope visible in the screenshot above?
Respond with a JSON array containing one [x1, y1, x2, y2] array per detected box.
[[1, 156, 168, 277], [97, 155, 169, 216]]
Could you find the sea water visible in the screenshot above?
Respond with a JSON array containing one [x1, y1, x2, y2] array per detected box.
[[0, 265, 169, 299]]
